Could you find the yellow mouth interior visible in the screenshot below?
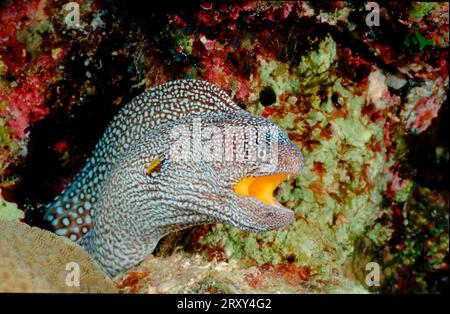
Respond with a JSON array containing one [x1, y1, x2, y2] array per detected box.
[[233, 174, 289, 206]]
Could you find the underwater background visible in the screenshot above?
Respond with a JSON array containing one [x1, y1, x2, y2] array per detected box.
[[0, 0, 448, 293]]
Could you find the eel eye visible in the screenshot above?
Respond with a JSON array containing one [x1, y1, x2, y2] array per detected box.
[[146, 157, 162, 175]]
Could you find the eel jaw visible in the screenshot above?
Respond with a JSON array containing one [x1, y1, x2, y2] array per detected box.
[[233, 173, 290, 207]]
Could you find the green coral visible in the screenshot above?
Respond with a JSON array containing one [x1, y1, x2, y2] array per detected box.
[[296, 35, 337, 88], [0, 194, 24, 222], [16, 21, 54, 59], [410, 2, 440, 20], [0, 117, 14, 149], [405, 2, 448, 49], [0, 117, 18, 187], [170, 31, 195, 61], [384, 185, 448, 293], [404, 30, 435, 51]]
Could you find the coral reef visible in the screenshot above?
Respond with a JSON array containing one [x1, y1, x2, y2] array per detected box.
[[0, 220, 117, 292], [163, 2, 448, 293], [0, 1, 448, 293], [0, 0, 61, 186], [114, 250, 367, 294], [189, 35, 391, 284]]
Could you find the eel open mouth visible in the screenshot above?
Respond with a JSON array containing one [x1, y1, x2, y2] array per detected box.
[[233, 173, 290, 206]]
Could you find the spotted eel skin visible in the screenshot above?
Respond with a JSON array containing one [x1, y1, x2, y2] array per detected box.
[[44, 79, 303, 276]]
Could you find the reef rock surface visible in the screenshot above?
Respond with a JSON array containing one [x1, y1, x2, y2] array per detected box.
[[0, 220, 116, 293]]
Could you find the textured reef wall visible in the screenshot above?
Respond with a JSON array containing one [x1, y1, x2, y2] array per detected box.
[[0, 1, 448, 293]]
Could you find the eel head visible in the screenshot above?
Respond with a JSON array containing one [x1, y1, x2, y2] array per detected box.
[[159, 112, 304, 233]]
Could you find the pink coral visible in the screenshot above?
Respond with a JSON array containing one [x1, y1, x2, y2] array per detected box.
[[0, 58, 54, 139], [0, 0, 59, 139], [400, 77, 447, 134]]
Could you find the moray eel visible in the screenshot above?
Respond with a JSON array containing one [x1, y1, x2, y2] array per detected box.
[[44, 79, 304, 276]]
